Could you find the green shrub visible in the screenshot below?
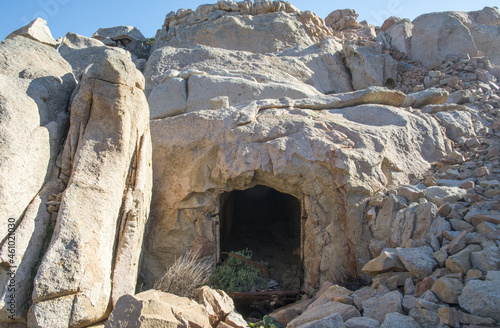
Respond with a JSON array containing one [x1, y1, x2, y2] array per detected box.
[[211, 249, 266, 293], [250, 315, 284, 328]]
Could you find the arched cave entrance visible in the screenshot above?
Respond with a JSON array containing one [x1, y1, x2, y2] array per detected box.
[[219, 185, 302, 290]]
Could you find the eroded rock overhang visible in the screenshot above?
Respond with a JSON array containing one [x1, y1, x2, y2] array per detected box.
[[142, 87, 451, 293]]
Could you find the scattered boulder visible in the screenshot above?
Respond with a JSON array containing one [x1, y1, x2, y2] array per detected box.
[[411, 12, 479, 68], [459, 279, 500, 322], [431, 277, 463, 304], [386, 19, 413, 54], [381, 312, 420, 328], [423, 186, 467, 207], [345, 316, 380, 328], [397, 246, 437, 279], [362, 248, 406, 275], [470, 246, 500, 274], [105, 290, 211, 328], [362, 290, 403, 323], [92, 25, 146, 43], [287, 301, 360, 328], [402, 88, 449, 108], [6, 17, 56, 47], [435, 110, 477, 143]]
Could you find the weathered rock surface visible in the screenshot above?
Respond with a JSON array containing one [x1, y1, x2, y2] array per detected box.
[[362, 290, 403, 323], [93, 25, 146, 43], [57, 32, 131, 77], [458, 279, 500, 322], [397, 246, 437, 279], [288, 301, 359, 328], [361, 248, 406, 274], [2, 2, 500, 327], [144, 40, 353, 118], [153, 1, 331, 53], [6, 17, 56, 46], [435, 110, 476, 143], [345, 43, 398, 90], [28, 50, 152, 327], [431, 277, 463, 304], [0, 35, 75, 323], [143, 92, 449, 292], [411, 12, 479, 68], [105, 290, 211, 328], [386, 19, 413, 54]]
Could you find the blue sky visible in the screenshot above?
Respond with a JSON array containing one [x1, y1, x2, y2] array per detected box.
[[0, 0, 498, 41]]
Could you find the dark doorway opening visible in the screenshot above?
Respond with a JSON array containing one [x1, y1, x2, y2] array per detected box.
[[219, 185, 302, 290]]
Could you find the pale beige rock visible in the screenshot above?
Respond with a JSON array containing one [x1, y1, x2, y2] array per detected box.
[[210, 96, 230, 110], [57, 32, 131, 76], [402, 88, 449, 108], [362, 248, 406, 275], [6, 18, 56, 47], [371, 272, 412, 291], [397, 246, 437, 279], [411, 12, 478, 68], [423, 186, 467, 207], [224, 311, 247, 328], [29, 50, 152, 327], [386, 19, 413, 54], [438, 306, 497, 327], [105, 290, 211, 328], [195, 286, 235, 325], [435, 110, 476, 143], [352, 288, 385, 312], [295, 313, 346, 328], [186, 73, 320, 113], [389, 202, 443, 248], [288, 301, 360, 328], [153, 2, 330, 53], [310, 284, 353, 307], [446, 245, 482, 274], [345, 43, 398, 90], [0, 36, 75, 323], [148, 77, 187, 119], [92, 26, 146, 43], [143, 95, 449, 292], [269, 298, 313, 327], [431, 277, 463, 304], [144, 40, 353, 103], [465, 7, 500, 66]]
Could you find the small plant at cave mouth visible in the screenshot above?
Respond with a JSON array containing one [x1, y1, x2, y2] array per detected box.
[[153, 251, 212, 299], [210, 249, 267, 293]]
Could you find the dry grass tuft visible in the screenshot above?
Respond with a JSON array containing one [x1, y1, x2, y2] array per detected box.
[[153, 251, 212, 299]]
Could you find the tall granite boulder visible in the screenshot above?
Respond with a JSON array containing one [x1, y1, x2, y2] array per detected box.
[[0, 35, 76, 323], [28, 49, 152, 327]]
